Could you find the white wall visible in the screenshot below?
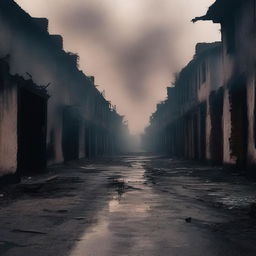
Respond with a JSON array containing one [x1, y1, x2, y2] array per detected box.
[[0, 74, 18, 176]]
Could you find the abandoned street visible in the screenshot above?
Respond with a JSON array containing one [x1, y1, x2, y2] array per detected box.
[[0, 154, 256, 256], [1, 0, 256, 255]]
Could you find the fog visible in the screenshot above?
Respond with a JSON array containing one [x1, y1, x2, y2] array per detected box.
[[15, 0, 220, 134]]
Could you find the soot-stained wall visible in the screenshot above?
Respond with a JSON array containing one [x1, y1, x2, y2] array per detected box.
[[144, 43, 224, 164], [0, 0, 126, 178], [0, 61, 17, 176]]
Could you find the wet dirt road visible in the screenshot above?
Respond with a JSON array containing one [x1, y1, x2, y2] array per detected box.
[[1, 154, 256, 255]]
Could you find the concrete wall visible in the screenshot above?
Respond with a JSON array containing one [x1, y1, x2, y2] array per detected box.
[[204, 52, 224, 161], [222, 87, 235, 165], [0, 1, 126, 178], [235, 1, 256, 169], [0, 62, 17, 176], [219, 0, 256, 169], [246, 75, 256, 166], [145, 0, 256, 171], [0, 5, 87, 165], [144, 43, 224, 164]]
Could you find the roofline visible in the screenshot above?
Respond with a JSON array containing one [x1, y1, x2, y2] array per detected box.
[[192, 0, 242, 24]]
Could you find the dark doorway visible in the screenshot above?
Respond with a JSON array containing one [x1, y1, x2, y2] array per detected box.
[[229, 77, 248, 169], [193, 113, 199, 160], [85, 122, 92, 158], [17, 87, 47, 174], [199, 103, 207, 160], [62, 107, 80, 162], [210, 88, 224, 165], [90, 125, 97, 157]]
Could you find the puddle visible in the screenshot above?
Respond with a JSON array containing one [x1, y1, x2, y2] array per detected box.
[[80, 166, 97, 170], [69, 217, 111, 256], [109, 197, 150, 213], [69, 159, 153, 256]]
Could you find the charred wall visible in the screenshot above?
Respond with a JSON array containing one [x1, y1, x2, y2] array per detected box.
[[144, 43, 223, 163], [209, 87, 224, 165], [0, 0, 128, 178], [0, 60, 17, 177]]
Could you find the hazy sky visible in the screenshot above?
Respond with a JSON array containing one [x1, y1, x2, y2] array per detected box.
[[15, 0, 220, 134]]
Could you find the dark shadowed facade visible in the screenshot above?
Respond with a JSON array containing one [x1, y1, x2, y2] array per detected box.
[[0, 0, 128, 178], [143, 42, 223, 163], [143, 0, 256, 173]]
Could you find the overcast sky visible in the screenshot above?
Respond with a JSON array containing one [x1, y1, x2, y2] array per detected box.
[[15, 0, 220, 134]]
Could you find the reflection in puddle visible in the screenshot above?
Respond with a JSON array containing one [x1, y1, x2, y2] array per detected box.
[[69, 160, 151, 256], [69, 217, 111, 256], [80, 166, 97, 170], [108, 198, 119, 211], [109, 197, 150, 213]]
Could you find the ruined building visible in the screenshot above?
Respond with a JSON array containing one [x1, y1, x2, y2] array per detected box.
[[143, 42, 224, 163], [0, 0, 127, 179], [144, 0, 256, 172], [194, 0, 256, 170]]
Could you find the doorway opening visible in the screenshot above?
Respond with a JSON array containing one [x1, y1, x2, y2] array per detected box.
[[17, 87, 48, 174], [210, 88, 224, 165], [229, 77, 248, 169], [62, 107, 80, 162], [199, 102, 207, 161]]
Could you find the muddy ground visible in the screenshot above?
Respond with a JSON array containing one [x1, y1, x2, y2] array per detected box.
[[1, 154, 256, 256]]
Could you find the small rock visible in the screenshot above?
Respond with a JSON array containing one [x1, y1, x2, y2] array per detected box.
[[0, 194, 4, 198], [185, 217, 192, 223]]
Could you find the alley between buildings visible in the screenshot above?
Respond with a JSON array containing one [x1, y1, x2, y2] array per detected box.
[[1, 154, 256, 256], [1, 1, 256, 255]]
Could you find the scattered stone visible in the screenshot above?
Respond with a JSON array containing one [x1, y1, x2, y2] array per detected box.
[[0, 194, 4, 198], [185, 217, 192, 223]]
